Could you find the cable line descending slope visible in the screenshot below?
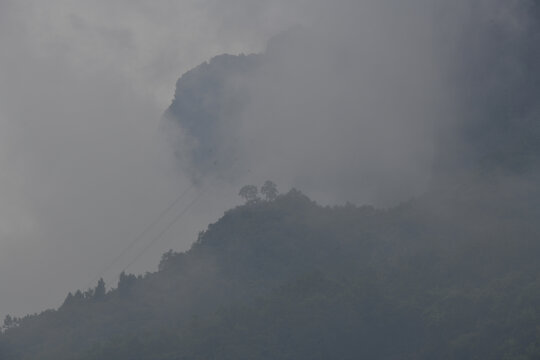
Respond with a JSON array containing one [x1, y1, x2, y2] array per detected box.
[[121, 188, 208, 272], [86, 184, 195, 288]]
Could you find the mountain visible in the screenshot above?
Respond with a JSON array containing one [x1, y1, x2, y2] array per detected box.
[[3, 5, 540, 356], [433, 0, 540, 179], [165, 18, 540, 190], [1, 181, 540, 359], [164, 53, 261, 182]]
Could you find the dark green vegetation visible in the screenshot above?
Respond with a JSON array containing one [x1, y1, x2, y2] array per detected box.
[[1, 179, 540, 359]]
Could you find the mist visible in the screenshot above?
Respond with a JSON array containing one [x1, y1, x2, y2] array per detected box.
[[1, 0, 539, 328], [168, 0, 540, 207], [0, 0, 288, 320]]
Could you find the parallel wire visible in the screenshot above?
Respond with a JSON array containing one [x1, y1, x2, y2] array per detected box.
[[118, 167, 234, 274], [121, 188, 208, 273], [86, 185, 194, 288], [86, 157, 238, 288]]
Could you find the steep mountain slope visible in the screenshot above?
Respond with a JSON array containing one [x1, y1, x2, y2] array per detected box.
[[1, 182, 540, 359], [3, 4, 540, 355]]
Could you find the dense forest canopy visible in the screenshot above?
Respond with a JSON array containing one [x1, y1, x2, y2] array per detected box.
[[1, 178, 540, 359]]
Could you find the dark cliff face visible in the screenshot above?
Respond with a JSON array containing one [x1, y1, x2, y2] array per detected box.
[[165, 9, 540, 189], [164, 53, 261, 182], [433, 1, 540, 180]]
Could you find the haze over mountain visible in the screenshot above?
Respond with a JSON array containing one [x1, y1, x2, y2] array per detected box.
[[166, 0, 540, 206], [1, 0, 540, 359], [2, 180, 540, 359], [0, 0, 298, 319]]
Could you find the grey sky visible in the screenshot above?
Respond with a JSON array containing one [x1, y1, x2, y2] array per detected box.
[[0, 0, 536, 321], [0, 0, 290, 319]]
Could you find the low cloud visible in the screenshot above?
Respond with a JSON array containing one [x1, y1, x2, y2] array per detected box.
[[168, 0, 540, 205]]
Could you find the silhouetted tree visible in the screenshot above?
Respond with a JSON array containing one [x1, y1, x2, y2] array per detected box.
[[118, 272, 137, 296], [3, 315, 13, 330], [73, 290, 84, 301], [94, 278, 106, 300], [261, 181, 278, 201], [61, 292, 75, 309], [239, 185, 259, 204]]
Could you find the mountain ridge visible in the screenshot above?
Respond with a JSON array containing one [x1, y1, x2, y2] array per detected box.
[[1, 182, 540, 359]]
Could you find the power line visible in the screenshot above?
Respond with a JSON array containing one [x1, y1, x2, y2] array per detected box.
[[85, 156, 231, 288], [117, 161, 238, 275], [121, 188, 207, 273], [86, 185, 194, 288]]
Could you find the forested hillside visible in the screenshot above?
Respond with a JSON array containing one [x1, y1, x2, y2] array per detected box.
[[2, 3, 540, 357], [1, 178, 539, 359]]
